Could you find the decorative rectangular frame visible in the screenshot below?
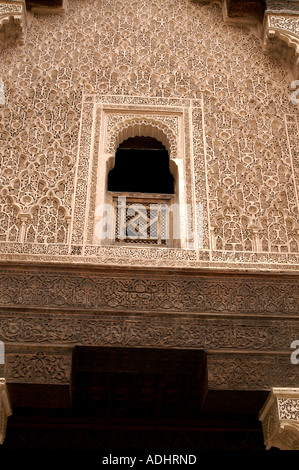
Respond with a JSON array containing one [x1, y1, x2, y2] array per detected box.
[[70, 94, 208, 256]]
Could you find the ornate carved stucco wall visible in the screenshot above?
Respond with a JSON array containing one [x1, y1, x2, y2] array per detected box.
[[0, 0, 299, 271], [1, 0, 299, 450]]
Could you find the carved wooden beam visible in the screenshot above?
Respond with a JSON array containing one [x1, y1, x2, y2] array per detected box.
[[260, 387, 299, 450], [0, 379, 12, 445]]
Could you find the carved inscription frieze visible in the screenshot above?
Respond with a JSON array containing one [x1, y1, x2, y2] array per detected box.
[[0, 268, 299, 315], [0, 266, 298, 389], [0, 313, 295, 352]]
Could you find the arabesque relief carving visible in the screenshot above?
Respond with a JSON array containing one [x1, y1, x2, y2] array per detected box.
[[1, 267, 299, 316], [1, 0, 299, 451], [0, 0, 299, 270], [0, 265, 298, 390]]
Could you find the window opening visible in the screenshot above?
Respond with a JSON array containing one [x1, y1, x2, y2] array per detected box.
[[107, 136, 177, 246], [108, 136, 174, 194]]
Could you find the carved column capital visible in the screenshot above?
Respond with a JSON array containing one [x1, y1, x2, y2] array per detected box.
[[259, 387, 299, 450], [0, 0, 27, 45], [0, 379, 12, 445]]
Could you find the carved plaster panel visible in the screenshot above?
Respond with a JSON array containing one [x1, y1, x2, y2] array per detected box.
[[0, 0, 298, 271], [72, 95, 203, 251]]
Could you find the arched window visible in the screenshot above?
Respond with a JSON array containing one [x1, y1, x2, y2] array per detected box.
[[108, 136, 174, 194], [107, 136, 177, 246]]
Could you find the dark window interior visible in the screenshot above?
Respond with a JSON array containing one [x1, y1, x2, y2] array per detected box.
[[108, 136, 174, 194]]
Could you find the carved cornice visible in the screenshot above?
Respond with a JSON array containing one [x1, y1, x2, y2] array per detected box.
[[195, 0, 299, 74], [27, 0, 67, 14], [260, 387, 299, 450], [0, 379, 12, 445]]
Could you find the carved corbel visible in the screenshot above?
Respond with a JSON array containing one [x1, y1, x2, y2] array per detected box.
[[259, 387, 299, 450], [0, 0, 28, 45], [262, 2, 299, 73], [0, 379, 12, 445]]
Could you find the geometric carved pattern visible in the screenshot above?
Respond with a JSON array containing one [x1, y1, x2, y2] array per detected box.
[[0, 0, 299, 271], [1, 266, 299, 330], [2, 0, 299, 450], [1, 267, 299, 316], [5, 350, 71, 384], [0, 266, 299, 391]]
